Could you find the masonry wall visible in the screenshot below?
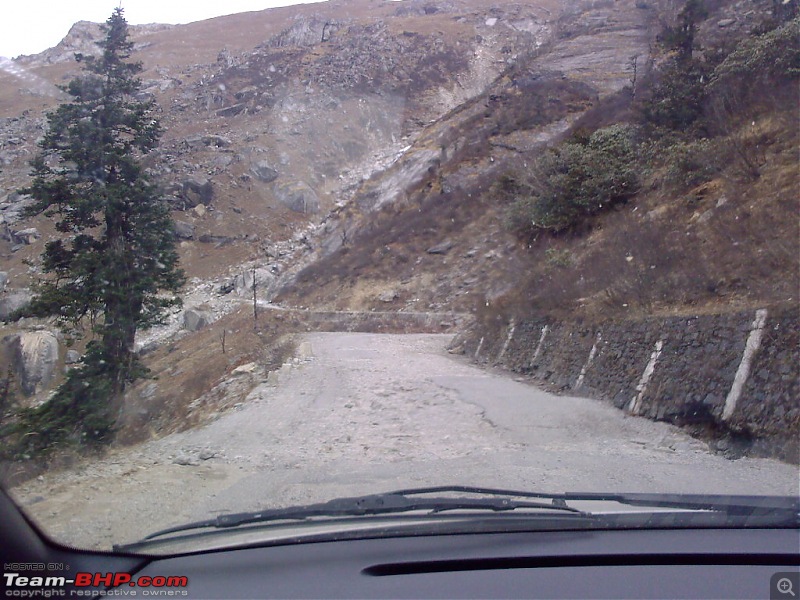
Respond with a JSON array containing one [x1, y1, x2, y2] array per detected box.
[[458, 306, 799, 463]]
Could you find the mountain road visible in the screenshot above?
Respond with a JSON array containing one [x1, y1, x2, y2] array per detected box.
[[10, 332, 799, 550]]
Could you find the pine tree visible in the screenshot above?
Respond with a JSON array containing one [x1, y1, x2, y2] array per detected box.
[[17, 8, 184, 448]]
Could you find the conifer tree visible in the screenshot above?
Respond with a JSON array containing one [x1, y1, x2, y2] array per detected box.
[[17, 8, 184, 448]]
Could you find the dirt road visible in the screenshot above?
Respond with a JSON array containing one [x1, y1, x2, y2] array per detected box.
[[10, 333, 799, 550]]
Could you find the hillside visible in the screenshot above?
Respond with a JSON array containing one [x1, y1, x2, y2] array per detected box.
[[0, 0, 797, 464]]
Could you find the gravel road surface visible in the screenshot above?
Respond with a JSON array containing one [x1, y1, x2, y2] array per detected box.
[[11, 333, 799, 550]]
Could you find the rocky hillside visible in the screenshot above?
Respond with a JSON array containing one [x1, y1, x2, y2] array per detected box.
[[0, 0, 796, 455]]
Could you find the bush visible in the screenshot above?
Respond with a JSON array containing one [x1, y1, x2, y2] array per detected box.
[[545, 248, 574, 268], [503, 125, 640, 235], [639, 59, 709, 133], [711, 18, 800, 89], [663, 139, 720, 189], [707, 17, 800, 117]]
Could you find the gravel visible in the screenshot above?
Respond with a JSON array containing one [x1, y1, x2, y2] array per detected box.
[[10, 333, 799, 550]]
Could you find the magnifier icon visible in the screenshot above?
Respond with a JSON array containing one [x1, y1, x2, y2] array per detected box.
[[778, 578, 796, 597]]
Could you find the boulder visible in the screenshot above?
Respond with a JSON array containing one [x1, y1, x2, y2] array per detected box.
[[174, 220, 195, 240], [269, 17, 337, 48], [427, 240, 454, 255], [186, 134, 231, 149], [274, 181, 320, 214], [183, 308, 213, 331], [2, 330, 59, 396], [182, 177, 214, 206], [0, 193, 35, 224], [232, 362, 258, 375], [234, 268, 275, 297], [250, 160, 279, 183], [211, 154, 234, 168], [0, 289, 33, 320], [0, 272, 7, 291], [11, 228, 40, 245], [216, 104, 246, 118], [198, 234, 235, 246]]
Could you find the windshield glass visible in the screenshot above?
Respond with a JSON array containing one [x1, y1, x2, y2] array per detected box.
[[0, 0, 797, 554]]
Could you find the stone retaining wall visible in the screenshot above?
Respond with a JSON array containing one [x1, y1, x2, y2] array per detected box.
[[456, 306, 799, 463], [267, 307, 468, 334]]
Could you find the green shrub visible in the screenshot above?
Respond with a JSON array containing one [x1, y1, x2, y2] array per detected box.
[[639, 59, 709, 133], [707, 17, 800, 117], [711, 18, 800, 88], [545, 248, 574, 268], [503, 125, 640, 235], [663, 139, 720, 189]]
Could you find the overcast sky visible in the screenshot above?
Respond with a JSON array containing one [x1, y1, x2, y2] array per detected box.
[[0, 0, 323, 58]]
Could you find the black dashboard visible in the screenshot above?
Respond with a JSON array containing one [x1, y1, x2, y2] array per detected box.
[[2, 487, 799, 599], [132, 528, 799, 599]]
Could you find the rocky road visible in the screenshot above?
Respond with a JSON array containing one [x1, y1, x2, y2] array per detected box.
[[10, 333, 799, 550]]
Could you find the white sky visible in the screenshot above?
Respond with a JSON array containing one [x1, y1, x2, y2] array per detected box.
[[0, 0, 323, 59]]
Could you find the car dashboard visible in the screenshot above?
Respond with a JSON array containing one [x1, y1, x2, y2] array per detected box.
[[3, 485, 800, 599]]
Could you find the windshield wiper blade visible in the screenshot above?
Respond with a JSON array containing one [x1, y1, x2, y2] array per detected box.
[[560, 491, 800, 518], [392, 486, 799, 518], [134, 485, 799, 544], [139, 486, 586, 541]]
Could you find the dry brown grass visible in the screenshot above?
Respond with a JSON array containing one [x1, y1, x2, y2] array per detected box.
[[475, 106, 799, 325], [116, 305, 296, 445]]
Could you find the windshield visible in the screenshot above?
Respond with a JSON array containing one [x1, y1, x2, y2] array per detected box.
[[0, 0, 797, 554]]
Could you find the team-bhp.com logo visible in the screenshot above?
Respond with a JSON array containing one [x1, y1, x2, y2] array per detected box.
[[4, 571, 188, 597]]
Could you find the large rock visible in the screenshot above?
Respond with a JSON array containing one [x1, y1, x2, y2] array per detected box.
[[183, 308, 213, 331], [250, 160, 279, 183], [274, 181, 320, 214], [269, 17, 340, 48], [185, 134, 231, 149], [11, 228, 40, 245], [2, 330, 59, 396], [0, 289, 33, 320], [234, 268, 275, 297], [427, 240, 454, 255], [174, 220, 195, 240], [182, 177, 214, 206], [0, 272, 8, 292], [0, 193, 35, 225], [198, 234, 235, 246]]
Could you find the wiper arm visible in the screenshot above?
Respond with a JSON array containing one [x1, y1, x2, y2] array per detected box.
[[134, 485, 799, 544], [139, 486, 586, 541], [396, 486, 799, 517], [560, 491, 800, 519]]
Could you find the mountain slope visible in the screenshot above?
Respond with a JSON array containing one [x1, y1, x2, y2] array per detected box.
[[0, 0, 797, 458]]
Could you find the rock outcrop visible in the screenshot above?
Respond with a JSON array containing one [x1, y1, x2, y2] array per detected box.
[[0, 289, 32, 320], [1, 330, 59, 396], [274, 182, 320, 214]]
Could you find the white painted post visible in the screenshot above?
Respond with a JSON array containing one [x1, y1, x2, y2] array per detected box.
[[530, 324, 549, 367], [574, 332, 601, 390], [628, 339, 664, 416], [474, 336, 484, 361], [722, 309, 768, 421], [497, 318, 516, 363]]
